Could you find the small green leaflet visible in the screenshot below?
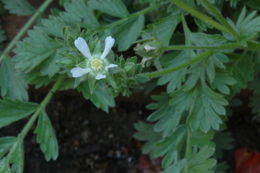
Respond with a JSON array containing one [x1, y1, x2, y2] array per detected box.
[[162, 159, 186, 173], [0, 99, 38, 128], [14, 28, 60, 73], [226, 7, 260, 41], [0, 137, 16, 159], [187, 85, 228, 132], [134, 122, 162, 155], [147, 93, 190, 137], [34, 110, 59, 161], [153, 14, 181, 46], [1, 0, 35, 16], [113, 15, 145, 51], [78, 82, 115, 112], [134, 122, 187, 168], [229, 53, 255, 93], [61, 0, 99, 29], [0, 58, 28, 101], [88, 0, 129, 18], [187, 147, 216, 173], [8, 139, 24, 173]]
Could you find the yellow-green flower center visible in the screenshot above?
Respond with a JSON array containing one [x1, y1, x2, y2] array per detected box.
[[90, 58, 103, 71]]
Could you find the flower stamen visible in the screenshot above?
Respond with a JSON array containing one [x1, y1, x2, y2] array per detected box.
[[90, 58, 104, 71]]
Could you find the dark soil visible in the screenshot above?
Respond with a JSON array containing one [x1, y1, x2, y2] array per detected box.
[[25, 90, 147, 173]]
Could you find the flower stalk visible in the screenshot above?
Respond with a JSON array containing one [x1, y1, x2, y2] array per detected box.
[[143, 50, 213, 78], [170, 0, 231, 35]]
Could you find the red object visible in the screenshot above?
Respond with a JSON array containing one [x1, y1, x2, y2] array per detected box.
[[235, 148, 260, 173]]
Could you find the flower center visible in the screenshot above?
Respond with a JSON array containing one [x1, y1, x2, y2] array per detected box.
[[90, 58, 104, 71]]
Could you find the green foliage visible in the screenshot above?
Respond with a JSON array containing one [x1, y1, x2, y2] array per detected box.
[[187, 147, 216, 173], [1, 0, 35, 16], [88, 0, 129, 18], [112, 15, 145, 51], [34, 110, 59, 161], [0, 99, 38, 128], [0, 58, 28, 101], [78, 81, 115, 112], [162, 147, 216, 173], [0, 137, 16, 158], [0, 137, 24, 173], [226, 7, 260, 41], [6, 0, 260, 172]]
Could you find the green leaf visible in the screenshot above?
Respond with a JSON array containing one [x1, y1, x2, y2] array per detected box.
[[188, 147, 216, 173], [9, 139, 24, 173], [61, 0, 99, 29], [158, 51, 193, 93], [147, 93, 191, 137], [0, 137, 16, 158], [34, 110, 59, 161], [2, 0, 35, 16], [162, 159, 186, 173], [134, 122, 162, 155], [226, 7, 260, 41], [88, 0, 129, 18], [211, 72, 236, 95], [153, 14, 181, 46], [190, 131, 215, 148], [188, 86, 228, 132], [0, 99, 38, 128], [0, 58, 28, 101], [79, 82, 115, 112], [135, 121, 187, 168], [14, 28, 60, 73], [0, 158, 11, 173], [113, 15, 145, 51], [229, 53, 255, 93]]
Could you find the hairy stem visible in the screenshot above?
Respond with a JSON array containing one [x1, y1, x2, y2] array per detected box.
[[20, 77, 64, 140], [0, 0, 53, 63], [6, 77, 63, 162], [201, 0, 239, 40], [170, 0, 230, 35], [143, 50, 213, 78], [163, 43, 242, 51]]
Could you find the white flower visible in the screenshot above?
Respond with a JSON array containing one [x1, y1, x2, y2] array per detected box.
[[71, 36, 118, 80]]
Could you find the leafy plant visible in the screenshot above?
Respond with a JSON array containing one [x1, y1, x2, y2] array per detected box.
[[0, 0, 260, 172]]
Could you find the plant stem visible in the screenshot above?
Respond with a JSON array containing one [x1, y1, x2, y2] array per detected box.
[[184, 129, 191, 173], [201, 0, 239, 40], [143, 50, 213, 78], [0, 0, 53, 63], [20, 77, 64, 140], [163, 43, 242, 51], [170, 0, 230, 35]]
